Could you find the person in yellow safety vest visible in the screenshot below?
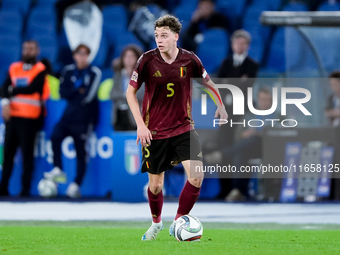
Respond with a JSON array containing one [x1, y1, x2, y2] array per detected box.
[[0, 40, 49, 197]]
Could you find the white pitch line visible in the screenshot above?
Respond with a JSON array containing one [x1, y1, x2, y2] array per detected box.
[[0, 202, 339, 224]]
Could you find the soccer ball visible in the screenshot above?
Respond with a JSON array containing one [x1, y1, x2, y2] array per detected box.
[[174, 215, 203, 242], [37, 179, 58, 198]]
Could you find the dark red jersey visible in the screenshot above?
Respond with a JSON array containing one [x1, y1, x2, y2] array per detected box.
[[129, 48, 210, 140]]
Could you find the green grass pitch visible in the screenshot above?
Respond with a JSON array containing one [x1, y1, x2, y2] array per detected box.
[[0, 221, 340, 255]]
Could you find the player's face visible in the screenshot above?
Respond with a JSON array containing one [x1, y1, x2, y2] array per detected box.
[[330, 78, 340, 95], [123, 50, 138, 70], [73, 47, 89, 69], [231, 37, 249, 55], [22, 42, 39, 62], [155, 27, 178, 53]]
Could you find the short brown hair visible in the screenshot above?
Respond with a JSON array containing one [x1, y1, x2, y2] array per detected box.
[[73, 44, 91, 55], [154, 14, 182, 34], [329, 71, 340, 79]]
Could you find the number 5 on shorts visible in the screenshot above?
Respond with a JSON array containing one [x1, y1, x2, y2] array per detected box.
[[144, 146, 150, 158]]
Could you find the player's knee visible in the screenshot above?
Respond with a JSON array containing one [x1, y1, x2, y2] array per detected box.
[[188, 177, 203, 188], [149, 182, 163, 195]]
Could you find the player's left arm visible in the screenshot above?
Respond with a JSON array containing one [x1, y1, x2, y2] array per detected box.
[[204, 79, 229, 124]]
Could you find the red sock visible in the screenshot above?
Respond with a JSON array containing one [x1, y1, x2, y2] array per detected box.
[[175, 181, 201, 220], [148, 187, 163, 223]]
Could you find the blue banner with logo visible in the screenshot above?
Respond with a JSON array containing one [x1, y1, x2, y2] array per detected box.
[[0, 99, 220, 201]]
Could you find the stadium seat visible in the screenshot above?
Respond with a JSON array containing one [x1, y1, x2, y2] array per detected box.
[[36, 0, 59, 8], [284, 27, 307, 72], [91, 33, 109, 68], [165, 0, 181, 12], [1, 0, 31, 17], [32, 34, 58, 64], [251, 0, 283, 11], [216, 0, 247, 30], [0, 10, 24, 35], [178, 0, 198, 10], [265, 28, 285, 72], [196, 28, 229, 74], [102, 5, 128, 42], [146, 3, 165, 16], [216, 0, 247, 17], [172, 5, 193, 34], [242, 5, 272, 42], [248, 33, 265, 64], [112, 32, 145, 59], [25, 6, 57, 39], [0, 34, 21, 75], [282, 2, 309, 11], [317, 1, 340, 11]]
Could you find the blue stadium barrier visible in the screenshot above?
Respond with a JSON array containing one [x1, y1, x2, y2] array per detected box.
[[0, 97, 221, 200], [197, 28, 229, 74]]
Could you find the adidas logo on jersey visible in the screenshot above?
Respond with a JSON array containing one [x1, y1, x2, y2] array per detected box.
[[153, 70, 162, 77]]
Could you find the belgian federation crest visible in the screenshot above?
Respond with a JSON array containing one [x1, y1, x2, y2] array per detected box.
[[124, 140, 140, 175], [180, 66, 187, 78]]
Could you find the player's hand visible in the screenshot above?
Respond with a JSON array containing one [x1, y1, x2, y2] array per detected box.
[[214, 106, 228, 126], [137, 124, 152, 147], [2, 104, 10, 122]]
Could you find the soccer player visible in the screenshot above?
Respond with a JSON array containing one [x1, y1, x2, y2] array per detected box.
[[126, 14, 228, 241]]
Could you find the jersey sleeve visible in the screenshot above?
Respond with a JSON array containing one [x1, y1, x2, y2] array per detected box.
[[191, 52, 211, 82], [129, 54, 146, 90]]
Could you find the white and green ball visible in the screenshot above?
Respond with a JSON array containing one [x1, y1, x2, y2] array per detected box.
[[174, 215, 203, 242]]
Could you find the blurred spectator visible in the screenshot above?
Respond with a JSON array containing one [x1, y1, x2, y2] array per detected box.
[[0, 40, 48, 197], [206, 87, 277, 201], [326, 71, 340, 126], [41, 58, 60, 100], [214, 30, 259, 198], [110, 44, 144, 131], [43, 44, 101, 198], [182, 0, 230, 52], [217, 29, 259, 143]]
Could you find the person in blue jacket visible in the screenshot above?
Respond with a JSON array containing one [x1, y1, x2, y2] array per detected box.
[[44, 44, 101, 198]]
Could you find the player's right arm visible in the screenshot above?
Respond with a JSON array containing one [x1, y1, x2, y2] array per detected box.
[[126, 54, 152, 147], [126, 85, 152, 147]]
